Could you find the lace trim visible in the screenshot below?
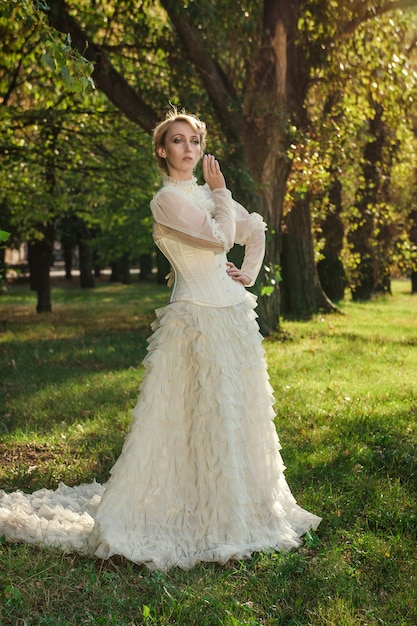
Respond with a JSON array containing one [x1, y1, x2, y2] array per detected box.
[[162, 176, 216, 217], [239, 212, 268, 245], [162, 174, 197, 190]]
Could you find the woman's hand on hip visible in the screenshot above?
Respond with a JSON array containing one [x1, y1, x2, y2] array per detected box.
[[226, 262, 251, 286]]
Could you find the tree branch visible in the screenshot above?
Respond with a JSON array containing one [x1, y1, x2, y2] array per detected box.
[[46, 0, 157, 133], [159, 0, 242, 141], [341, 0, 417, 35]]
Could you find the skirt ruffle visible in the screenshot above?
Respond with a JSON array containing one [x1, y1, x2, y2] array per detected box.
[[0, 482, 103, 552], [90, 295, 321, 570], [0, 294, 321, 570]]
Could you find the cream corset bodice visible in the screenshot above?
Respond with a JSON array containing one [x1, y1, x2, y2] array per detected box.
[[156, 237, 247, 307]]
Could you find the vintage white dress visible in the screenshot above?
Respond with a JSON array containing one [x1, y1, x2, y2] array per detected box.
[[0, 176, 321, 571]]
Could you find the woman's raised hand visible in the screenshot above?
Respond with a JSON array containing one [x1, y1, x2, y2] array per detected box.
[[202, 154, 226, 190]]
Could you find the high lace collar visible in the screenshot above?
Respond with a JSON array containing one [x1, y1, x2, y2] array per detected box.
[[161, 174, 215, 216], [162, 174, 197, 193]]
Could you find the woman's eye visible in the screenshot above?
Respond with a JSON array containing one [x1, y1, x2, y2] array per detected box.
[[172, 137, 199, 144]]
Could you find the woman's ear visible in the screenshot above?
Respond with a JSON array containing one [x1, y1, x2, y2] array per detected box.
[[157, 147, 166, 158]]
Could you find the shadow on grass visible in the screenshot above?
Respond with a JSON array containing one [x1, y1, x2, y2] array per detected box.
[[282, 407, 416, 544], [1, 332, 148, 430], [334, 330, 417, 347]]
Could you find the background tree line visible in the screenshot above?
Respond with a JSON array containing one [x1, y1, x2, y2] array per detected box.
[[1, 0, 417, 331]]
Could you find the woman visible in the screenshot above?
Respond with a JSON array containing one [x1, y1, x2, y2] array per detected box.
[[0, 111, 320, 571]]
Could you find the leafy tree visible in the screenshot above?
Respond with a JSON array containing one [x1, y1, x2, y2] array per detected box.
[[0, 0, 94, 91], [0, 6, 155, 310], [42, 0, 417, 331], [340, 14, 417, 299], [4, 0, 417, 321], [296, 7, 417, 301], [0, 228, 11, 288], [0, 4, 91, 310]]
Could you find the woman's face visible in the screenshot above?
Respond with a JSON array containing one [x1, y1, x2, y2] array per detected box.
[[157, 121, 202, 180]]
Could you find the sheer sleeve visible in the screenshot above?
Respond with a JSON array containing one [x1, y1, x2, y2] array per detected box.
[[233, 200, 267, 287], [151, 187, 236, 251]]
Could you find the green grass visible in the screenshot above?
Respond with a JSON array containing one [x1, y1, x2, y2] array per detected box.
[[0, 277, 416, 625]]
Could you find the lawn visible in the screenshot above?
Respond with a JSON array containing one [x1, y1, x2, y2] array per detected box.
[[0, 276, 416, 625]]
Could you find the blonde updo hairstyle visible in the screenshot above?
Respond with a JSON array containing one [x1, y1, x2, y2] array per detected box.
[[153, 109, 207, 173]]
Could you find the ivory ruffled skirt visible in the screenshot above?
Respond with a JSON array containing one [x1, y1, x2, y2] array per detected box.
[[0, 294, 321, 571]]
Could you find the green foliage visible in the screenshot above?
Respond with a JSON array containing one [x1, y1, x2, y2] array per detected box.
[[0, 1, 161, 293], [260, 263, 282, 298], [2, 0, 417, 310], [295, 6, 417, 293], [1, 0, 95, 92], [40, 32, 95, 93], [0, 230, 11, 244], [0, 14, 156, 268]]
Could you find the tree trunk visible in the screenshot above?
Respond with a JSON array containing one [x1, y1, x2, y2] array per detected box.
[[93, 250, 101, 277], [110, 258, 131, 283], [76, 219, 94, 288], [348, 106, 384, 301], [58, 213, 79, 280], [408, 209, 417, 294], [317, 174, 346, 301], [411, 271, 417, 294], [373, 225, 392, 295], [0, 246, 6, 277], [0, 246, 7, 292], [79, 241, 95, 288], [139, 253, 153, 281], [317, 253, 346, 303], [0, 202, 11, 290], [373, 139, 399, 295], [110, 262, 121, 282], [241, 0, 333, 328], [28, 224, 54, 313], [120, 253, 131, 285], [281, 196, 335, 317], [63, 242, 73, 280]]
